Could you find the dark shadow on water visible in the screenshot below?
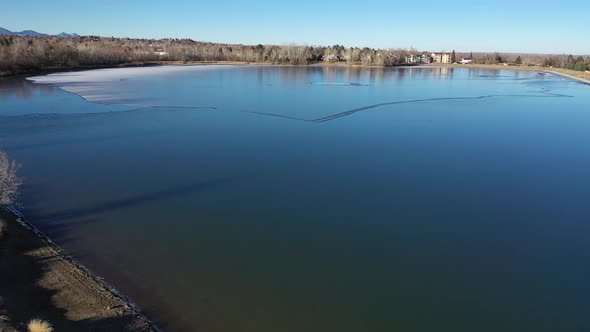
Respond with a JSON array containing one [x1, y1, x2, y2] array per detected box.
[[3, 127, 174, 152], [35, 218, 100, 246], [30, 175, 245, 224]]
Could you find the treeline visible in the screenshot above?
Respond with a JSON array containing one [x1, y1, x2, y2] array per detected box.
[[1, 35, 589, 76], [460, 52, 590, 71], [0, 35, 416, 75], [542, 54, 589, 71]]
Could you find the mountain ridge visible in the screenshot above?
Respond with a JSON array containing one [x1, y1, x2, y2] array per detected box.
[[0, 27, 79, 37]]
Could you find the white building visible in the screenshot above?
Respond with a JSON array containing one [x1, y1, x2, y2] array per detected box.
[[405, 55, 417, 64], [419, 54, 431, 64], [405, 54, 431, 64], [431, 52, 452, 64]]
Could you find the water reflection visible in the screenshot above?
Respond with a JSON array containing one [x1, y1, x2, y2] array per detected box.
[[4, 66, 568, 123], [31, 176, 245, 223], [269, 66, 460, 87], [0, 78, 56, 101]]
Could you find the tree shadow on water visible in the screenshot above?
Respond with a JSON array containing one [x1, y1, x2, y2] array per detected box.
[[31, 175, 245, 224]]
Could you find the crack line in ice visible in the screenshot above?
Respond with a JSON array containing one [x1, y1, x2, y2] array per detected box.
[[0, 105, 218, 118], [22, 70, 579, 123], [310, 92, 572, 123], [241, 78, 575, 123], [311, 82, 370, 87], [239, 111, 307, 121]]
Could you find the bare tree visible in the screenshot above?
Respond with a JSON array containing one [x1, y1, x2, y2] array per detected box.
[[0, 150, 22, 205], [4, 35, 587, 75]]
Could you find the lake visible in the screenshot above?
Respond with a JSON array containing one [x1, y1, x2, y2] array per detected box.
[[1, 65, 590, 331]]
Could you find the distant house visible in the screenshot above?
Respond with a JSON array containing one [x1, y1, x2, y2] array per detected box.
[[431, 52, 452, 64], [459, 58, 472, 64], [405, 55, 417, 64], [405, 54, 431, 64], [419, 54, 431, 64], [153, 47, 167, 56]]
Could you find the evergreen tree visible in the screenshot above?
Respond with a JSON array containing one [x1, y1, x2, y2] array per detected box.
[[451, 50, 456, 63], [515, 56, 522, 65], [574, 56, 587, 71], [565, 54, 576, 69]]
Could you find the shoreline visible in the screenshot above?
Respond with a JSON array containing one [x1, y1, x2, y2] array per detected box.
[[0, 60, 394, 79], [546, 70, 590, 85], [419, 63, 590, 84], [0, 206, 159, 332], [2, 60, 590, 85]]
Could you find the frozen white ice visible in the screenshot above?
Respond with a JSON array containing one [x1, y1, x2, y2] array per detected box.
[[27, 65, 235, 105], [24, 66, 573, 122]]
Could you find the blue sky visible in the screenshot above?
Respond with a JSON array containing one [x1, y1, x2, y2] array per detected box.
[[1, 0, 589, 54]]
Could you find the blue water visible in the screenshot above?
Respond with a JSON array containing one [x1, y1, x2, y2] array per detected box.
[[1, 66, 590, 331]]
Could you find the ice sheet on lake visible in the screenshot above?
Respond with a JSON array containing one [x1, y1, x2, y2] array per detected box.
[[28, 65, 230, 83], [27, 65, 234, 106], [25, 66, 581, 122]]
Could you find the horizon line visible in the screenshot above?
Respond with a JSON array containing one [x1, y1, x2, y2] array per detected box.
[[1, 26, 589, 57]]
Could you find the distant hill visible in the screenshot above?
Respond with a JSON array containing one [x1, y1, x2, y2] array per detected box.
[[0, 27, 79, 37], [57, 32, 80, 37], [16, 30, 45, 36]]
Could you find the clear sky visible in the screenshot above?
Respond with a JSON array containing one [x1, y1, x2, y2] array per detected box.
[[1, 0, 589, 54]]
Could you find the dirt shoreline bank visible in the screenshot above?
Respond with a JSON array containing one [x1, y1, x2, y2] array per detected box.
[[0, 206, 158, 332]]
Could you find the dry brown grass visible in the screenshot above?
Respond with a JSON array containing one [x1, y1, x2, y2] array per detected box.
[[0, 150, 22, 205], [27, 319, 53, 332]]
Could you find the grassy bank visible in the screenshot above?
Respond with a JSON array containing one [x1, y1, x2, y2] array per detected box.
[[0, 206, 158, 332]]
